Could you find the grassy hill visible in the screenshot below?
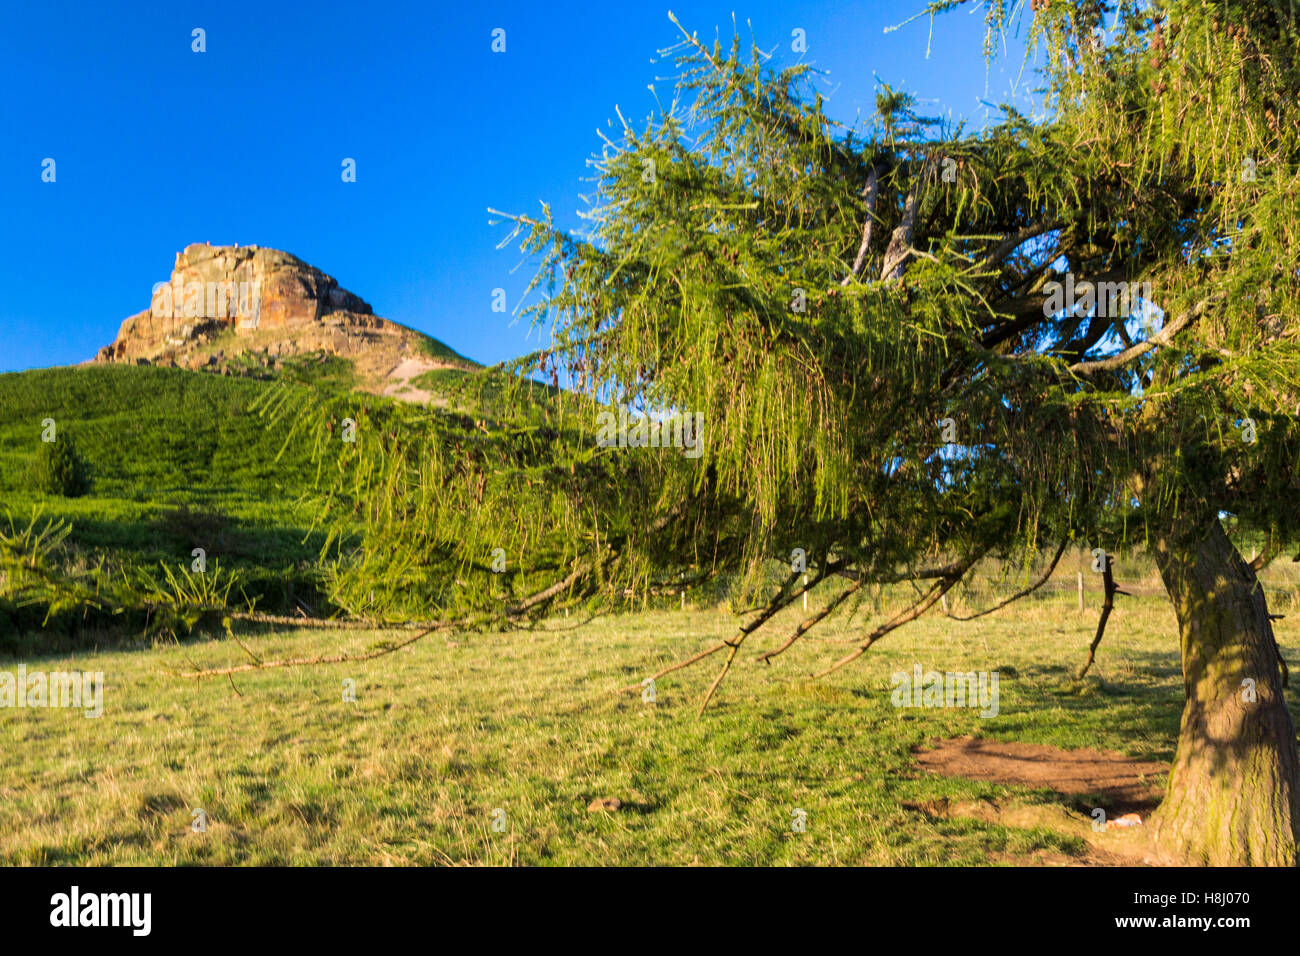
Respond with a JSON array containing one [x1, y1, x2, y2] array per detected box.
[[0, 362, 347, 635], [0, 351, 570, 642]]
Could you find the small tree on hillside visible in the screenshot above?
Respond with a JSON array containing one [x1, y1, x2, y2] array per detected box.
[[33, 433, 92, 498]]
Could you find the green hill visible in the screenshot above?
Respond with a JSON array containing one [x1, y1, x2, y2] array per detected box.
[[0, 352, 567, 642], [0, 362, 345, 632]]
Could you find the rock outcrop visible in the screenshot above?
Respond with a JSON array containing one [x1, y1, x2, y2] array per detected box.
[[95, 243, 474, 398]]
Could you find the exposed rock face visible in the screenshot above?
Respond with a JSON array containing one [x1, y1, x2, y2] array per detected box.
[[94, 243, 473, 399], [97, 243, 384, 363]]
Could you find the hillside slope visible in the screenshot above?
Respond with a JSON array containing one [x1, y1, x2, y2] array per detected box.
[[0, 350, 561, 638], [0, 363, 341, 629]]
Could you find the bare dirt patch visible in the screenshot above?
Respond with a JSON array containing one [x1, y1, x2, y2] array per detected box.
[[909, 736, 1171, 865], [914, 735, 1167, 811], [380, 357, 439, 404]]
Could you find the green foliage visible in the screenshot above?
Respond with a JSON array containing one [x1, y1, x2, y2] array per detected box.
[[135, 559, 242, 639], [475, 2, 1300, 589], [295, 2, 1300, 632], [0, 360, 605, 631], [0, 507, 246, 643], [32, 433, 91, 497]]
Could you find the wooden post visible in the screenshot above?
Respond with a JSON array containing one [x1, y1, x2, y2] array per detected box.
[[1077, 571, 1084, 611], [803, 574, 808, 611]]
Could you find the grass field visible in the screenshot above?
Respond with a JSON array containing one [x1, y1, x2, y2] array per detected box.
[[4, 577, 1298, 866]]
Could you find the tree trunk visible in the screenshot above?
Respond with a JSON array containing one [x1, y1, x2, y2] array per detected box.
[[1149, 509, 1300, 865]]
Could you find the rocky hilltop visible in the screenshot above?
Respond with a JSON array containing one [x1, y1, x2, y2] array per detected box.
[[95, 243, 474, 400]]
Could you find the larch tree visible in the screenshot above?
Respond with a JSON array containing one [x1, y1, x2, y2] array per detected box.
[[229, 0, 1299, 866]]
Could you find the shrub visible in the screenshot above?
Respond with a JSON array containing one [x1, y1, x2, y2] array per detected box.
[[33, 434, 92, 497]]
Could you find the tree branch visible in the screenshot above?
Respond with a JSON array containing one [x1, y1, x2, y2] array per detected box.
[[975, 221, 1061, 273], [176, 619, 464, 679], [1077, 554, 1123, 678], [841, 164, 882, 285], [811, 548, 985, 679], [756, 579, 862, 663], [945, 539, 1069, 621], [1069, 294, 1217, 374], [179, 563, 594, 680], [881, 183, 921, 281]]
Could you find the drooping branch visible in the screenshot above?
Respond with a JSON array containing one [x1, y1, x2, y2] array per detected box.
[[945, 539, 1069, 621], [506, 562, 592, 618], [811, 549, 985, 679], [175, 618, 466, 679], [229, 611, 438, 630], [755, 579, 862, 663], [1077, 553, 1125, 678], [834, 558, 969, 583], [180, 562, 595, 680], [617, 563, 839, 698]]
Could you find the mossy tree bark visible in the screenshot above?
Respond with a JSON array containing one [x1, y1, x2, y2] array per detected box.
[[1150, 509, 1300, 866]]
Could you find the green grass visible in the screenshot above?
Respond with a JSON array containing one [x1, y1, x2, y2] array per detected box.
[[0, 364, 352, 624], [0, 364, 320, 498], [4, 586, 1296, 865], [415, 333, 479, 368]]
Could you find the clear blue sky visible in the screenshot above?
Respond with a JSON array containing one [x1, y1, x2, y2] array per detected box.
[[0, 0, 1037, 373]]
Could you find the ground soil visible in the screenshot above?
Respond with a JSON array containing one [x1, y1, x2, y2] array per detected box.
[[908, 735, 1171, 865]]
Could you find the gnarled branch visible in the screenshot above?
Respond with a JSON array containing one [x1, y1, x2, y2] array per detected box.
[[811, 548, 986, 679]]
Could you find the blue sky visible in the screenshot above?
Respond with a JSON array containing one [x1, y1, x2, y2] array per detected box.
[[0, 0, 1038, 373]]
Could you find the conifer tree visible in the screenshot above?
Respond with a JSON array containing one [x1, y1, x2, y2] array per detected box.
[[280, 0, 1300, 865]]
